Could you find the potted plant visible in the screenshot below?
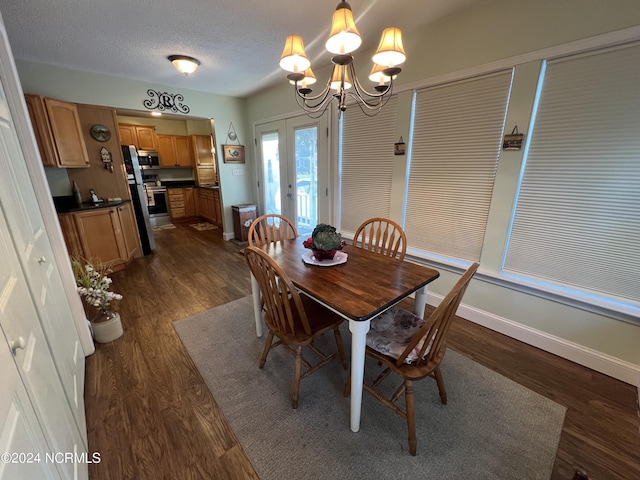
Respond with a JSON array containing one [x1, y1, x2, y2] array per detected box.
[[71, 257, 124, 343], [303, 223, 345, 260]]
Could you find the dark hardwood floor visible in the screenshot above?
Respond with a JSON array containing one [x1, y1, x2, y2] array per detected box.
[[85, 222, 640, 480]]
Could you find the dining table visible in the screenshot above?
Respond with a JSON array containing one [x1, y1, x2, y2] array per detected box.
[[250, 238, 440, 433]]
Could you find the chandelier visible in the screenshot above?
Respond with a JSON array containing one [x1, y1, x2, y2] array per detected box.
[[279, 1, 406, 117]]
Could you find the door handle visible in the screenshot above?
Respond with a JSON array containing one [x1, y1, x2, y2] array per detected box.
[[10, 336, 26, 354], [287, 192, 293, 200], [37, 256, 46, 264]]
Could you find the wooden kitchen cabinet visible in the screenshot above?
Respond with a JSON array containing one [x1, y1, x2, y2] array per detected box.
[[117, 202, 142, 260], [58, 203, 140, 271], [191, 135, 215, 166], [168, 187, 197, 220], [191, 134, 217, 186], [184, 187, 197, 217], [118, 124, 158, 150], [157, 134, 193, 167], [196, 188, 222, 227], [168, 188, 186, 219], [25, 94, 90, 168]]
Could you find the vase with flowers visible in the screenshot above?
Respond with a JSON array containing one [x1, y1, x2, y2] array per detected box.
[[303, 223, 346, 260], [71, 257, 124, 343]]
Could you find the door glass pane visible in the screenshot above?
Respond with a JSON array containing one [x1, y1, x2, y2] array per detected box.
[[261, 132, 281, 214], [294, 126, 317, 236]]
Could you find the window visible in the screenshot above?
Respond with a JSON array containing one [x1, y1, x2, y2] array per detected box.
[[339, 96, 398, 233], [504, 43, 640, 314], [405, 70, 513, 262]]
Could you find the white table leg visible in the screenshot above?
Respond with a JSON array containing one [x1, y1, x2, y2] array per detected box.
[[414, 285, 428, 319], [348, 318, 370, 432], [250, 273, 263, 337]]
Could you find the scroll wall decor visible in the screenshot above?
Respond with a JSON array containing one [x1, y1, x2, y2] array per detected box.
[[143, 89, 191, 114]]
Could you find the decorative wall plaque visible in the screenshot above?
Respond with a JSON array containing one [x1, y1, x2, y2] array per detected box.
[[503, 126, 524, 151], [143, 89, 190, 114]]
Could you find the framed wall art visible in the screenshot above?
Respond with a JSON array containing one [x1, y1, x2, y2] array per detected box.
[[223, 144, 245, 164]]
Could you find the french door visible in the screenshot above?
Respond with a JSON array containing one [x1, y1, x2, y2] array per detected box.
[[255, 114, 329, 237]]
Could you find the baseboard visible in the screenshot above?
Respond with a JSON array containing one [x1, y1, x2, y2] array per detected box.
[[222, 231, 235, 241], [427, 292, 640, 388]]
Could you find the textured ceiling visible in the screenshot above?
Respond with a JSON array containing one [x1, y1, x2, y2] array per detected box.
[[0, 0, 484, 98]]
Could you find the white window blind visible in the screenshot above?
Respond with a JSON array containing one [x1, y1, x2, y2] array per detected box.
[[406, 70, 513, 262], [339, 96, 398, 233], [504, 43, 640, 307]]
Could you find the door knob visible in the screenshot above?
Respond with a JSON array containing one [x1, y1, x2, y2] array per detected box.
[[10, 336, 26, 354], [37, 256, 46, 264]]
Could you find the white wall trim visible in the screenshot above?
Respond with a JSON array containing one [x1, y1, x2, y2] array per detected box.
[[427, 292, 640, 388]]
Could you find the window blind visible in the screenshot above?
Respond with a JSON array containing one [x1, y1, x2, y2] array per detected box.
[[339, 96, 398, 233], [504, 43, 640, 306], [406, 70, 513, 262]]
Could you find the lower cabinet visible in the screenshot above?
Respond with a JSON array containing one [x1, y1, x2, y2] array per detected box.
[[196, 188, 222, 227], [168, 187, 197, 220], [58, 202, 141, 270]]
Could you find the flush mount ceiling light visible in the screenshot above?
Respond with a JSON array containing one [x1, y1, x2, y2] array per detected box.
[[279, 1, 406, 117], [168, 55, 201, 76]]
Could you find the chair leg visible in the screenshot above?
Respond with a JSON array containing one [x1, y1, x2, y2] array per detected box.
[[343, 370, 351, 397], [259, 331, 274, 369], [433, 365, 447, 405], [291, 346, 303, 409], [333, 326, 348, 369], [405, 380, 417, 456]]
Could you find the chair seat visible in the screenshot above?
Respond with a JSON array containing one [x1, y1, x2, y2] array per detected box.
[[367, 307, 432, 364]]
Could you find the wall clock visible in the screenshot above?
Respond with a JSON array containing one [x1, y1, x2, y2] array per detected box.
[[90, 124, 111, 142]]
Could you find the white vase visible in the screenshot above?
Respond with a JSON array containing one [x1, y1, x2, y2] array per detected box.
[[91, 310, 123, 343]]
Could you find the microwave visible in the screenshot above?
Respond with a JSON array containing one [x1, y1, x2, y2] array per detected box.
[[137, 150, 160, 169]]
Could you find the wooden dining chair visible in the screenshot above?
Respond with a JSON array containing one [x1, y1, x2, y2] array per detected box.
[[247, 213, 298, 247], [345, 262, 479, 455], [244, 246, 348, 408], [352, 217, 407, 260]]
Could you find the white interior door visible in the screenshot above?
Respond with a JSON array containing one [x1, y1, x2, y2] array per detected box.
[[0, 67, 85, 437], [255, 114, 329, 237]]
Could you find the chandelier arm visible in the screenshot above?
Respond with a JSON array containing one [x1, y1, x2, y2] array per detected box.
[[346, 86, 395, 117], [348, 61, 393, 101], [294, 83, 335, 114]]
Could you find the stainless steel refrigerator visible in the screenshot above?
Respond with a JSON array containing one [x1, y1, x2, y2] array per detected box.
[[122, 145, 156, 255]]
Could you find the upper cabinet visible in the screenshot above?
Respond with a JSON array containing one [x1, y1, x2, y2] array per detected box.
[[191, 135, 215, 166], [118, 123, 158, 150], [25, 94, 90, 168], [157, 134, 193, 167]]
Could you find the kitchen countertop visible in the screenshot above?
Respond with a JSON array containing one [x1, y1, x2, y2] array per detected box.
[[53, 195, 128, 214]]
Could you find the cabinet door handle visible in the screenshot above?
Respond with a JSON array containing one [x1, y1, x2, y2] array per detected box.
[[37, 256, 47, 264], [10, 336, 27, 354]]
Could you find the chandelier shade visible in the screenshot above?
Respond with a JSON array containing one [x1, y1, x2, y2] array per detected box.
[[279, 1, 406, 117], [279, 35, 310, 73], [372, 28, 407, 67], [330, 66, 352, 91], [168, 55, 201, 75], [325, 1, 362, 55], [289, 68, 317, 88], [369, 63, 397, 84]]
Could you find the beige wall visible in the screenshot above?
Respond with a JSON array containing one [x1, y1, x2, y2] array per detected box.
[[245, 0, 640, 382]]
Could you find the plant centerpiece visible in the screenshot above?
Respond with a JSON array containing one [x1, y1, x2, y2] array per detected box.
[[71, 257, 124, 343], [303, 223, 346, 260]]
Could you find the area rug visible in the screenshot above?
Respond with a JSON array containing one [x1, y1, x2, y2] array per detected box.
[[174, 296, 566, 480], [189, 222, 218, 231], [152, 223, 176, 231]]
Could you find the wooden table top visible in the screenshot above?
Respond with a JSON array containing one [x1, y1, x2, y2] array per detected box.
[[260, 239, 440, 322]]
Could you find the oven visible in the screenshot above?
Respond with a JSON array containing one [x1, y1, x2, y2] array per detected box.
[[144, 184, 171, 226]]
